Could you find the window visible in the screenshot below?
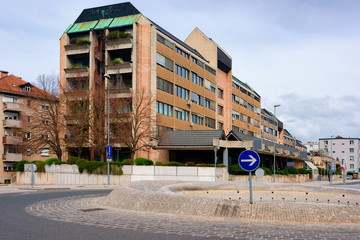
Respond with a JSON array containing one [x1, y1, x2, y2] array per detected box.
[[240, 113, 247, 122], [324, 148, 328, 153], [27, 99, 31, 106], [240, 98, 247, 108], [157, 77, 173, 94], [232, 126, 239, 132], [27, 148, 31, 156], [218, 88, 224, 99], [27, 116, 31, 123], [191, 72, 203, 86], [232, 94, 239, 104], [205, 65, 216, 75], [350, 164, 354, 169], [42, 118, 49, 125], [324, 140, 328, 145], [191, 57, 204, 67], [156, 125, 173, 136], [350, 156, 354, 161], [42, 104, 49, 110], [240, 87, 247, 94], [254, 107, 261, 115], [175, 85, 189, 100], [205, 79, 216, 93], [191, 92, 204, 106], [41, 148, 49, 157], [205, 98, 215, 111], [247, 103, 254, 112], [175, 47, 189, 58], [191, 113, 203, 125], [25, 86, 31, 92], [26, 132, 31, 139], [157, 35, 173, 49], [175, 108, 189, 121], [218, 105, 224, 115], [217, 121, 223, 130], [248, 131, 254, 137], [350, 140, 354, 145], [350, 148, 354, 153], [175, 64, 189, 79], [205, 117, 215, 129], [156, 101, 173, 117], [232, 82, 239, 89], [254, 119, 260, 127], [232, 110, 239, 120], [157, 53, 173, 71]]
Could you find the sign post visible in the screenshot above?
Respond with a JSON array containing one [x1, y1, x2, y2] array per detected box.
[[107, 145, 112, 185], [25, 164, 37, 188], [238, 150, 260, 204]]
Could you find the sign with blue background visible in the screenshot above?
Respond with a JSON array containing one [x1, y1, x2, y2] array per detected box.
[[238, 150, 260, 172]]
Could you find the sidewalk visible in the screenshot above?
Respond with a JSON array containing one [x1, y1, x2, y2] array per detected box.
[[0, 184, 118, 194]]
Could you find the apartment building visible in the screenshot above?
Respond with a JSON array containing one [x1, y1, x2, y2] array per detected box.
[[0, 71, 57, 183], [260, 108, 283, 143], [60, 2, 261, 162], [319, 136, 360, 173], [304, 142, 319, 153]]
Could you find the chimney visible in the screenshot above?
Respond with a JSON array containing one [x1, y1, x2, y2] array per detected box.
[[1, 70, 9, 78]]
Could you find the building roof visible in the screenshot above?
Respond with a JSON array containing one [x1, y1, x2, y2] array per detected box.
[[319, 136, 360, 140], [158, 130, 225, 146], [0, 74, 54, 99], [232, 75, 260, 99]]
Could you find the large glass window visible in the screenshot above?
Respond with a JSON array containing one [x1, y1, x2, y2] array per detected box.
[[157, 53, 173, 71], [175, 85, 189, 100], [205, 65, 216, 75], [205, 79, 216, 93], [205, 117, 215, 129], [350, 156, 354, 160], [157, 77, 173, 94], [232, 110, 239, 120], [157, 35, 174, 49], [191, 92, 204, 106], [232, 94, 239, 104], [175, 64, 189, 79], [156, 101, 173, 117], [191, 72, 203, 86], [350, 148, 354, 153], [175, 47, 189, 59], [218, 88, 224, 99], [191, 57, 204, 67], [205, 98, 215, 111], [191, 113, 203, 125], [175, 108, 189, 121], [350, 140, 354, 144], [218, 105, 223, 115]]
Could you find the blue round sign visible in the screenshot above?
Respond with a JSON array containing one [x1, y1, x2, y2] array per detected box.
[[238, 150, 260, 172]]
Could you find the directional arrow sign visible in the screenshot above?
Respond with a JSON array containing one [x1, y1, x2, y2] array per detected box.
[[238, 150, 260, 172]]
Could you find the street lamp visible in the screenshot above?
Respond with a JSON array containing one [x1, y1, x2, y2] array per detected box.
[[330, 135, 335, 185], [273, 104, 280, 183], [104, 74, 111, 185]]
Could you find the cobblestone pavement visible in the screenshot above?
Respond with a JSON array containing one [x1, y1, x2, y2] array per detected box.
[[26, 194, 360, 240]]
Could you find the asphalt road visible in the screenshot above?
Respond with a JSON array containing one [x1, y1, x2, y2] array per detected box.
[[0, 189, 223, 240]]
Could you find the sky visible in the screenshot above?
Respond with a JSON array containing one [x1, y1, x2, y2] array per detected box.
[[1, 0, 359, 143]]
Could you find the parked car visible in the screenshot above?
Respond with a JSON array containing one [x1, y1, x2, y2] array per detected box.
[[346, 172, 354, 180]]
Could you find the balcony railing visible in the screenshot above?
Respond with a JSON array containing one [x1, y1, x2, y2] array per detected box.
[[3, 120, 22, 128], [64, 67, 89, 78], [3, 136, 22, 145], [109, 87, 132, 98], [2, 153, 22, 162], [3, 102, 23, 112], [105, 63, 132, 75], [65, 44, 90, 55], [105, 38, 133, 51]]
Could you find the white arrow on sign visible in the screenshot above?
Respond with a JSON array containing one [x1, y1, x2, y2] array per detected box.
[[241, 155, 257, 166]]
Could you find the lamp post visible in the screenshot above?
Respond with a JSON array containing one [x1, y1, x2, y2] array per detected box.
[[330, 135, 335, 185], [104, 74, 111, 185], [273, 104, 280, 183]]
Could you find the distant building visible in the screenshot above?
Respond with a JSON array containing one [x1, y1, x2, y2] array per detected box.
[[304, 142, 319, 153], [260, 108, 283, 144], [0, 71, 57, 183], [319, 136, 360, 173]]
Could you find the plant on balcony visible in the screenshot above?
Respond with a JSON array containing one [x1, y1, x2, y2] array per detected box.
[[70, 64, 82, 69], [112, 58, 124, 65], [108, 30, 132, 40], [76, 39, 91, 45]]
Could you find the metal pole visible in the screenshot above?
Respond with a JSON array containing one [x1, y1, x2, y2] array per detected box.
[[249, 171, 253, 204], [214, 147, 217, 182], [273, 105, 280, 183], [105, 74, 110, 185], [31, 164, 34, 188]]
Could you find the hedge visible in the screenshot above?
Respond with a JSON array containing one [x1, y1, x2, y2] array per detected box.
[[121, 159, 134, 165], [44, 158, 64, 166], [134, 158, 153, 166]]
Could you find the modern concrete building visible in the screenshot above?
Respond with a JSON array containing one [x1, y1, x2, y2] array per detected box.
[[304, 141, 319, 153], [260, 108, 283, 143], [319, 136, 360, 173], [0, 71, 57, 183], [59, 2, 262, 162]]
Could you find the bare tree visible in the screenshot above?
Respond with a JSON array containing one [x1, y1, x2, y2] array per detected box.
[[23, 74, 62, 159], [111, 89, 157, 160]]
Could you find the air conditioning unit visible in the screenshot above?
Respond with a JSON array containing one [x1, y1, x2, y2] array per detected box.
[[189, 122, 194, 127], [187, 100, 192, 106], [232, 117, 235, 121]]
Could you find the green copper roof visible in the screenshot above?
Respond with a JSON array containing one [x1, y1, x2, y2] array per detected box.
[[108, 14, 141, 28], [64, 24, 74, 33], [67, 20, 99, 33], [94, 18, 114, 30]]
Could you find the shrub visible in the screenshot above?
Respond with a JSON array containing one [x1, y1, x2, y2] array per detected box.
[[67, 157, 77, 165], [76, 39, 91, 45], [112, 58, 124, 65], [155, 161, 163, 166], [288, 167, 299, 174], [206, 164, 226, 167], [78, 161, 106, 174], [121, 159, 134, 165], [230, 165, 248, 175], [318, 167, 329, 175], [134, 158, 153, 166], [185, 162, 195, 166], [108, 31, 132, 40], [166, 162, 185, 166], [196, 163, 208, 167], [276, 169, 289, 175], [14, 161, 29, 172], [44, 158, 62, 166], [32, 161, 45, 172], [298, 168, 309, 174], [260, 167, 272, 175], [71, 64, 82, 69]]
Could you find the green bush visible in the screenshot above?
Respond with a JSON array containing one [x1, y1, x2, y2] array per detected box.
[[298, 168, 309, 174], [185, 162, 195, 166], [32, 161, 46, 172], [206, 164, 226, 167], [260, 167, 272, 175], [318, 167, 329, 175], [288, 167, 299, 174], [166, 162, 185, 166], [14, 161, 29, 172], [155, 161, 163, 166], [92, 163, 123, 175], [108, 31, 132, 40], [230, 165, 248, 175], [121, 159, 134, 165], [276, 169, 289, 175], [76, 39, 91, 45], [67, 157, 86, 164], [71, 64, 82, 68], [112, 58, 124, 65], [134, 158, 153, 166], [44, 158, 62, 166], [77, 160, 106, 174]]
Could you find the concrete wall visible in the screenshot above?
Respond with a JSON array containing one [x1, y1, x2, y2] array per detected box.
[[229, 174, 341, 183]]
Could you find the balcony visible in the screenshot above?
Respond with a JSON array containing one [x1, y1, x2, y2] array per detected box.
[[64, 89, 89, 99], [109, 87, 132, 98], [3, 120, 22, 128], [2, 153, 22, 162], [105, 38, 133, 51], [64, 67, 89, 79], [105, 63, 132, 75], [3, 102, 23, 112], [3, 136, 22, 145], [65, 44, 90, 55]]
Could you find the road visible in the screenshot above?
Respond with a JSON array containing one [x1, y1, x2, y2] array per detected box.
[[0, 189, 221, 240]]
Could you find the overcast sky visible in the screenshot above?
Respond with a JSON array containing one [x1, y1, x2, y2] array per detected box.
[[1, 0, 359, 143]]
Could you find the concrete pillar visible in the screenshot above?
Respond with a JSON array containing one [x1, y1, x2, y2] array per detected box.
[[223, 147, 229, 167]]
